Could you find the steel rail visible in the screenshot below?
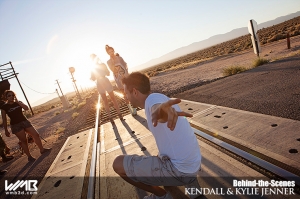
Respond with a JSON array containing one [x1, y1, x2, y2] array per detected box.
[[192, 127, 300, 186], [87, 95, 101, 199]]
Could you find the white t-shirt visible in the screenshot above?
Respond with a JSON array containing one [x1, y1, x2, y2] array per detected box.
[[145, 93, 201, 173]]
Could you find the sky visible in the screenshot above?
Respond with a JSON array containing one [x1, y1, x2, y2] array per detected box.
[[0, 0, 299, 106]]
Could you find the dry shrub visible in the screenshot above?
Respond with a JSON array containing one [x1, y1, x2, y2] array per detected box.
[[77, 101, 86, 109], [72, 112, 79, 119], [55, 127, 65, 134], [267, 34, 286, 43], [222, 66, 247, 76], [252, 57, 269, 68]]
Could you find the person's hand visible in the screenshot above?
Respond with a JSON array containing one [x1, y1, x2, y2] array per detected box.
[[151, 98, 193, 131], [5, 129, 10, 137]]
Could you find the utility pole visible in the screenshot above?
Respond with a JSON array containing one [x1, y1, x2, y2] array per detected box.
[[69, 67, 82, 101], [9, 62, 34, 115], [55, 80, 69, 109], [56, 79, 64, 96], [55, 89, 61, 99]]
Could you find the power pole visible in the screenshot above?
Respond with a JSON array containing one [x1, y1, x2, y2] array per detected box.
[[9, 62, 34, 115], [56, 79, 64, 96], [69, 67, 82, 101], [55, 80, 69, 109]]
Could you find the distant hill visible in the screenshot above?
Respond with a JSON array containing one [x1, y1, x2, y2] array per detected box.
[[131, 11, 300, 72]]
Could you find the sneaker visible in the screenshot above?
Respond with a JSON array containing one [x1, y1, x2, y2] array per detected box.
[[41, 148, 52, 154], [127, 104, 137, 116], [0, 170, 8, 175], [2, 155, 14, 163], [131, 108, 137, 116], [28, 156, 36, 162], [143, 192, 173, 199]]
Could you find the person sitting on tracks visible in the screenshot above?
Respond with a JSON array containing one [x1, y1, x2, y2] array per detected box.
[[113, 72, 202, 199], [1, 90, 51, 162], [90, 54, 123, 124]]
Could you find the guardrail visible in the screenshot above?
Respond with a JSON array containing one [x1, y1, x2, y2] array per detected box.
[[87, 95, 101, 199]]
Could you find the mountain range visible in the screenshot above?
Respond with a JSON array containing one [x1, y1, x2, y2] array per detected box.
[[131, 11, 300, 72]]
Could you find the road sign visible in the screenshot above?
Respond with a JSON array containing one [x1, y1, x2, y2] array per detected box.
[[248, 19, 261, 56], [251, 35, 261, 55], [248, 19, 258, 35]]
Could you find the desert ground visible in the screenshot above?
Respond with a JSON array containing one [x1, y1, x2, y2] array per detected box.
[[1, 34, 299, 162], [150, 35, 300, 96], [0, 30, 299, 199]]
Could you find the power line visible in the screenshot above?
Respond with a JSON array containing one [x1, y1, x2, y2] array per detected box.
[[19, 80, 56, 94]]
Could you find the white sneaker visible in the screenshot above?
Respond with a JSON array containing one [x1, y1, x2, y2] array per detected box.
[[143, 192, 173, 199], [127, 104, 137, 116], [131, 107, 137, 116]]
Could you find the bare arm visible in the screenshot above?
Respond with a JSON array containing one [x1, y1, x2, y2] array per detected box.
[[151, 98, 193, 131], [1, 109, 10, 137], [119, 57, 128, 72], [15, 97, 29, 110]]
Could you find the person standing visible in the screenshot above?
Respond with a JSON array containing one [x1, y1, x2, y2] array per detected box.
[[105, 45, 137, 116], [1, 90, 51, 162], [113, 72, 202, 199], [90, 54, 123, 123]]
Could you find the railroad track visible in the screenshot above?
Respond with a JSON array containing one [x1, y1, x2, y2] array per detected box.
[[78, 91, 138, 133], [85, 92, 300, 198], [190, 123, 300, 194]]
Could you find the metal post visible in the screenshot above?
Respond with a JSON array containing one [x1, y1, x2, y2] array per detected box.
[[9, 62, 34, 116], [250, 20, 259, 57], [56, 80, 64, 96], [70, 73, 82, 101], [287, 33, 291, 49], [55, 89, 61, 99]]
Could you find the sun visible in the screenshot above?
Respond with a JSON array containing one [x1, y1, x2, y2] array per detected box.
[[49, 34, 116, 90]]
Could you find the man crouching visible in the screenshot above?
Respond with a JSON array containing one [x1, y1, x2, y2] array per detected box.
[[113, 72, 201, 199]]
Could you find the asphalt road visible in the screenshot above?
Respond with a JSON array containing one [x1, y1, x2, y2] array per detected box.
[[174, 55, 300, 121]]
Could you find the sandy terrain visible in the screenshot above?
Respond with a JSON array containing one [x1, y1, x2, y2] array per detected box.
[[1, 35, 299, 159], [1, 91, 98, 160], [0, 35, 299, 199], [151, 35, 300, 96]]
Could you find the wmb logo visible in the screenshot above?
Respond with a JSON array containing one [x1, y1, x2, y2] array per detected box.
[[5, 180, 38, 192]]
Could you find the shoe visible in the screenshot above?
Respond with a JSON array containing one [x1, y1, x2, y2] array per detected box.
[[2, 155, 14, 163], [143, 192, 173, 199], [28, 156, 36, 162], [127, 104, 137, 116], [131, 108, 137, 116], [0, 170, 7, 175], [40, 148, 52, 154]]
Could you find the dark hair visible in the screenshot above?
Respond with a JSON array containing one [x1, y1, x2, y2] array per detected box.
[[2, 90, 15, 101], [121, 72, 150, 94]]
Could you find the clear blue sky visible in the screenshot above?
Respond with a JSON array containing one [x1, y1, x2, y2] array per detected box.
[[0, 0, 299, 106]]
